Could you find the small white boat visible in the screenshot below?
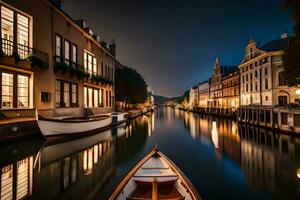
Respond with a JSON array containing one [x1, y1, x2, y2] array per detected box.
[[110, 147, 201, 200], [111, 112, 129, 126], [37, 115, 112, 138]]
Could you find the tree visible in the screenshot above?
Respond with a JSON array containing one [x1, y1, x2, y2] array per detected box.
[[283, 0, 300, 86], [115, 66, 148, 107]]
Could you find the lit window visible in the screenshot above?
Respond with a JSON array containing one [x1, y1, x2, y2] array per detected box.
[[17, 75, 29, 108], [72, 44, 77, 63], [93, 57, 97, 75], [1, 6, 14, 56], [56, 80, 61, 107], [71, 84, 77, 104], [88, 88, 93, 107], [64, 83, 70, 107], [55, 35, 62, 62], [94, 89, 98, 107], [64, 40, 70, 64], [17, 13, 29, 59], [1, 73, 13, 108]]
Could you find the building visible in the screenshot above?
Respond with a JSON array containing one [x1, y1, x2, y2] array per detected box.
[[189, 85, 199, 109], [238, 34, 300, 133], [208, 58, 237, 114], [198, 81, 209, 112], [221, 70, 240, 115], [0, 0, 115, 123]]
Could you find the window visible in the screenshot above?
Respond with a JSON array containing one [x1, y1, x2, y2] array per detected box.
[[246, 84, 248, 92], [281, 113, 288, 125], [246, 74, 248, 81], [94, 89, 98, 107], [93, 57, 97, 75], [278, 96, 288, 106], [17, 75, 29, 108], [1, 72, 30, 109], [265, 67, 268, 75], [278, 71, 286, 86], [17, 14, 29, 59], [64, 40, 70, 64], [106, 90, 108, 107], [265, 96, 268, 101], [84, 51, 97, 75], [255, 82, 258, 91], [88, 88, 93, 107], [1, 5, 30, 58], [255, 70, 258, 78], [1, 6, 14, 56], [265, 78, 268, 90], [250, 73, 252, 80], [55, 80, 78, 107], [71, 84, 77, 104], [55, 35, 62, 62], [72, 44, 77, 63], [84, 86, 101, 107], [2, 73, 13, 108], [64, 83, 70, 107]]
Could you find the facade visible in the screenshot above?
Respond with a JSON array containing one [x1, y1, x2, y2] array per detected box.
[[208, 58, 237, 114], [189, 85, 199, 108], [0, 0, 115, 120], [238, 35, 300, 133], [221, 70, 240, 113], [198, 81, 209, 110]]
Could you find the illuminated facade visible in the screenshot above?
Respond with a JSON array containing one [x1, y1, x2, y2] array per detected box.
[[189, 85, 199, 108], [221, 70, 240, 112], [0, 0, 115, 120], [238, 34, 300, 133], [208, 58, 237, 114], [198, 81, 209, 109]]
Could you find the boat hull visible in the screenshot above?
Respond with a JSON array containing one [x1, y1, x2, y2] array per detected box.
[[38, 117, 112, 137]]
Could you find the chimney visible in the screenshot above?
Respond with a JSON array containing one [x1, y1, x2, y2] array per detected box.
[[281, 32, 288, 39], [53, 0, 64, 11], [75, 19, 87, 29]]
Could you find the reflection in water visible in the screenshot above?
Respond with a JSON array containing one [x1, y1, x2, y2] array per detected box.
[[1, 157, 33, 200], [181, 109, 300, 200], [0, 109, 299, 200], [211, 121, 219, 148]]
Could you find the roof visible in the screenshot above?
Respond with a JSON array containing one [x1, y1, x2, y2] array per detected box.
[[260, 37, 291, 52], [221, 65, 238, 77]]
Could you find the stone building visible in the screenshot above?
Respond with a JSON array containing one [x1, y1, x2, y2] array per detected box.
[[0, 0, 115, 121], [208, 57, 237, 114], [222, 70, 240, 115], [198, 80, 209, 112], [238, 34, 300, 133], [189, 85, 199, 109]]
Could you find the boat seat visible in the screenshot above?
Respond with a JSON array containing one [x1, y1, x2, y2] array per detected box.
[[141, 166, 169, 170]]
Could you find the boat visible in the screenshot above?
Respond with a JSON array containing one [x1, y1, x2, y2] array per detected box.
[[111, 112, 129, 126], [109, 147, 201, 200], [37, 115, 112, 138]]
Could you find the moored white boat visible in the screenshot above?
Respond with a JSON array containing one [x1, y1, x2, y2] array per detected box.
[[110, 147, 201, 200], [111, 112, 129, 126], [37, 115, 112, 138]]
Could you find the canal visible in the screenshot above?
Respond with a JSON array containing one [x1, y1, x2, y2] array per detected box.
[[0, 107, 300, 200]]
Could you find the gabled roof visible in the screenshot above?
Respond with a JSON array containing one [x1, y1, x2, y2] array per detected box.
[[260, 37, 291, 52]]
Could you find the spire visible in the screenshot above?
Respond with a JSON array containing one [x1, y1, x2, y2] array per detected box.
[[248, 35, 255, 44], [215, 57, 220, 68]]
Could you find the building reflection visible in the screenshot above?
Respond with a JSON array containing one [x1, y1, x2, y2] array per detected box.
[[0, 139, 43, 200], [31, 130, 116, 199], [178, 109, 300, 199]]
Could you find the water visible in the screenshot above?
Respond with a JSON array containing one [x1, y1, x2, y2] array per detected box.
[[0, 107, 300, 200]]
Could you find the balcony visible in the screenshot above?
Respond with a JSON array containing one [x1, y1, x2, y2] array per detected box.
[[0, 38, 49, 70]]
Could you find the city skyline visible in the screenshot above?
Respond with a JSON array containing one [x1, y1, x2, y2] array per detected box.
[[65, 0, 293, 97]]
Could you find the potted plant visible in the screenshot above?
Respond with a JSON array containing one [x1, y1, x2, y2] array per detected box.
[[27, 54, 45, 68]]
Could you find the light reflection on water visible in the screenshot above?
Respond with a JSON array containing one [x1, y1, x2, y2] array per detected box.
[[0, 108, 299, 200]]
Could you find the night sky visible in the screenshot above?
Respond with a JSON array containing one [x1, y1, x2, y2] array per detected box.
[[64, 0, 293, 97]]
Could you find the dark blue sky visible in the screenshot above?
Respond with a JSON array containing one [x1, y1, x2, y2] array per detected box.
[[65, 0, 294, 97]]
